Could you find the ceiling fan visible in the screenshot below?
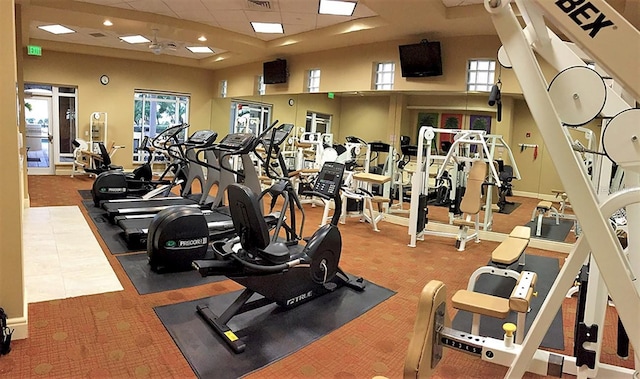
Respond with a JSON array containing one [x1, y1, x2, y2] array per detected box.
[[148, 29, 178, 55]]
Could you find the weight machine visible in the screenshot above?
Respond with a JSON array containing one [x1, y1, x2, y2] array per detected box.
[[407, 127, 502, 247], [415, 1, 639, 377]]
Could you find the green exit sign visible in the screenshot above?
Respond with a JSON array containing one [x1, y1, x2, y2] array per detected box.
[[327, 92, 335, 99], [27, 45, 42, 56]]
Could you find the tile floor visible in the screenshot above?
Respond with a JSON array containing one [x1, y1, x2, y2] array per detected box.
[[22, 205, 123, 303]]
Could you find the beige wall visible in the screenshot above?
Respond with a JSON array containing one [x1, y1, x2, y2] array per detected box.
[[20, 32, 575, 196], [1, 0, 27, 337], [211, 35, 523, 97], [22, 51, 217, 170]]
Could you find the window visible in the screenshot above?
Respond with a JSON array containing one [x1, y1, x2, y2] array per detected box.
[[307, 69, 321, 93], [24, 83, 77, 167], [375, 62, 395, 90], [231, 101, 271, 136], [133, 91, 189, 163], [219, 80, 228, 98], [257, 75, 265, 95], [467, 59, 496, 91], [305, 111, 332, 134]]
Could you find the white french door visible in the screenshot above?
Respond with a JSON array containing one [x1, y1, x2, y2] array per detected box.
[[25, 96, 54, 175]]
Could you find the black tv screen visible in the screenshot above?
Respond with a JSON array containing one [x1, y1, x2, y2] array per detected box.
[[398, 41, 443, 78], [263, 59, 287, 84]]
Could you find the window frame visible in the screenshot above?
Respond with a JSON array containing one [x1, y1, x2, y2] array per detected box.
[[374, 62, 395, 90], [132, 90, 190, 163], [307, 69, 321, 93], [467, 59, 496, 92]]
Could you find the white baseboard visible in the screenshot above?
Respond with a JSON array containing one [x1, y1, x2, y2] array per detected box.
[[7, 304, 28, 340]]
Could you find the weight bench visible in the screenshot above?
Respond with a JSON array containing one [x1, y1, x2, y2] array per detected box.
[[451, 160, 486, 251], [531, 200, 559, 237], [467, 226, 531, 291], [453, 270, 537, 344]]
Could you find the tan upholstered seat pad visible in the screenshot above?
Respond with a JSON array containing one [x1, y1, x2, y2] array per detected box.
[[537, 201, 552, 209], [491, 237, 529, 265], [452, 290, 510, 319], [509, 225, 531, 239]]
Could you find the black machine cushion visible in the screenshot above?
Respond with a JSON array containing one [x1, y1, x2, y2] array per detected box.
[[227, 184, 292, 265], [227, 184, 270, 252]]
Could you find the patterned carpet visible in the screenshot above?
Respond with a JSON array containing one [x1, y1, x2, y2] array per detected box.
[[0, 175, 633, 378]]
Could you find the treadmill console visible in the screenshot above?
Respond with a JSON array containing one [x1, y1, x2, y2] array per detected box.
[[369, 141, 391, 152], [313, 161, 345, 198], [263, 124, 294, 148], [188, 130, 218, 147], [217, 133, 257, 154]]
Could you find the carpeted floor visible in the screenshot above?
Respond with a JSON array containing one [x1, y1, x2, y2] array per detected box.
[[1, 175, 633, 378]]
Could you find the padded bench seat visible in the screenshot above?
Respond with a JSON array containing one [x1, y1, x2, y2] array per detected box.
[[452, 290, 510, 319], [491, 237, 529, 265], [452, 219, 476, 228], [536, 201, 553, 210], [509, 225, 531, 240]]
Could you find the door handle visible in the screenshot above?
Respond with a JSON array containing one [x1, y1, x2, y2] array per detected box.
[[48, 134, 53, 143]]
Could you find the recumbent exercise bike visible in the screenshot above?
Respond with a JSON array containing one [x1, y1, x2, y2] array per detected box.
[[192, 160, 366, 353]]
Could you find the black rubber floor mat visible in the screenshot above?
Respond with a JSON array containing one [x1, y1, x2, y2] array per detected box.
[[452, 254, 564, 350], [116, 252, 224, 295], [155, 279, 394, 378], [525, 218, 575, 242]]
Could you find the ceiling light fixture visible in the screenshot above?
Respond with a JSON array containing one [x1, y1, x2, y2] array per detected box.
[[119, 35, 151, 44], [38, 24, 76, 35], [198, 36, 207, 42], [319, 0, 357, 16], [186, 46, 214, 53], [251, 22, 284, 34], [103, 20, 113, 26]]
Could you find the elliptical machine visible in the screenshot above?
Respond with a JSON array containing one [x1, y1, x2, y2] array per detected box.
[[145, 122, 293, 273], [91, 123, 192, 205], [191, 160, 366, 353]]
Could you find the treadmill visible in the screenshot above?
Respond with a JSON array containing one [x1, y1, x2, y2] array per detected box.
[[100, 129, 219, 222], [114, 124, 278, 249]]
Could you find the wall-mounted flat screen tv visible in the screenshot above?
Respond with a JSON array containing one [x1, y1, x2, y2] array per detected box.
[[263, 59, 288, 84], [398, 41, 443, 78]]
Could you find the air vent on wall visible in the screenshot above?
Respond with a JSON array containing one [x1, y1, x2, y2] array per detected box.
[[247, 0, 271, 9], [89, 32, 106, 38]]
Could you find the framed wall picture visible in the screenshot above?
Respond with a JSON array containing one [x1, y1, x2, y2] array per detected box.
[[470, 114, 492, 134], [439, 113, 463, 150], [416, 112, 438, 145]]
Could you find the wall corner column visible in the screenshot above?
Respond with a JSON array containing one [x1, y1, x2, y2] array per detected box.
[[0, 0, 28, 339]]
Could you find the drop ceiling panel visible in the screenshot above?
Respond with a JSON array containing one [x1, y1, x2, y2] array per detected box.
[[281, 12, 317, 25], [201, 0, 246, 11], [127, 0, 175, 16]]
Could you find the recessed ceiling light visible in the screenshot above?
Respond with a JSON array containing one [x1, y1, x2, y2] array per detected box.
[[38, 24, 76, 35], [251, 22, 284, 34], [186, 46, 214, 53], [198, 36, 207, 42], [319, 0, 357, 16], [103, 20, 113, 26], [119, 35, 151, 44]]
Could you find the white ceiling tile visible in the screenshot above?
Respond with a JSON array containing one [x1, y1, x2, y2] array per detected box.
[[316, 14, 350, 28], [243, 10, 282, 23], [281, 12, 317, 25], [127, 0, 175, 15], [276, 0, 319, 14], [282, 22, 316, 35], [163, 0, 209, 12], [201, 0, 246, 11], [213, 10, 250, 23]]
